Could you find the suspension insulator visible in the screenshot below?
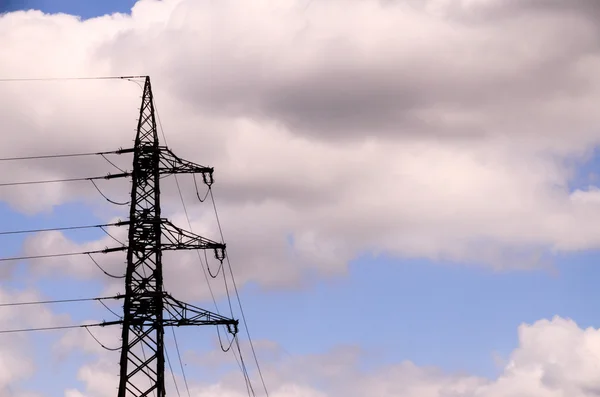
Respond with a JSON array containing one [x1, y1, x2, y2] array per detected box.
[[214, 246, 226, 262], [202, 171, 214, 186]]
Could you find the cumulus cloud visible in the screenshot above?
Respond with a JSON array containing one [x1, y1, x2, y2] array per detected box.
[[58, 316, 600, 397], [2, 0, 600, 290], [0, 287, 71, 395], [4, 2, 600, 396]]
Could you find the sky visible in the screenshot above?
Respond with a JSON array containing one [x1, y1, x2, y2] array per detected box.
[[3, 0, 600, 396]]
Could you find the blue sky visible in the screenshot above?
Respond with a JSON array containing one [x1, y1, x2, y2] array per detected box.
[[0, 0, 137, 18], [4, 0, 600, 396]]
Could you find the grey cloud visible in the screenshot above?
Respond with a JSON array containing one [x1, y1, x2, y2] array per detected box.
[[462, 0, 600, 21], [118, 0, 600, 144], [6, 1, 600, 288]]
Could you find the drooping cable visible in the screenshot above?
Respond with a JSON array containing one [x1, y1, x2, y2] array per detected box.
[[87, 253, 125, 279], [99, 299, 123, 319], [153, 96, 249, 385], [85, 327, 121, 352], [210, 188, 270, 396], [217, 325, 235, 353], [205, 248, 223, 279], [193, 174, 210, 203], [99, 226, 126, 246], [90, 179, 130, 206], [152, 104, 198, 396], [101, 153, 126, 173]]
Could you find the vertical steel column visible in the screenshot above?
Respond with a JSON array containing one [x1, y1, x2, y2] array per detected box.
[[118, 76, 165, 397]]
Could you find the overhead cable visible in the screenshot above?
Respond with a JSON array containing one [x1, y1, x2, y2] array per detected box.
[[211, 188, 269, 397], [0, 221, 126, 236], [0, 149, 126, 162], [0, 247, 126, 263], [165, 346, 182, 397], [85, 327, 121, 352], [0, 294, 124, 308], [87, 253, 125, 279], [0, 76, 147, 82], [0, 173, 131, 188], [171, 327, 192, 397], [0, 320, 122, 335], [153, 98, 251, 394], [90, 179, 130, 206]]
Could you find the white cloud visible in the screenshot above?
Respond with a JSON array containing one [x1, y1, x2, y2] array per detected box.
[[6, 3, 600, 396], [0, 287, 70, 395], [56, 316, 600, 397], [2, 0, 600, 288]]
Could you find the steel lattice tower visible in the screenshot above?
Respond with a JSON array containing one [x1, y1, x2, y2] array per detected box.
[[115, 76, 238, 396]]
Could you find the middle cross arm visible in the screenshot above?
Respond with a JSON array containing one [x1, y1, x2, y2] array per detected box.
[[160, 219, 226, 261], [158, 147, 214, 183], [108, 146, 216, 184], [163, 293, 238, 333]]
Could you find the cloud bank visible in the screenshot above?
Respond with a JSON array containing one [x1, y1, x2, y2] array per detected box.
[[2, 0, 600, 287], [47, 316, 600, 397]]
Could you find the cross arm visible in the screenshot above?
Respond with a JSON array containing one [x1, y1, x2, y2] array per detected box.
[[110, 146, 214, 183], [160, 219, 226, 261], [158, 147, 214, 184], [163, 293, 238, 333]]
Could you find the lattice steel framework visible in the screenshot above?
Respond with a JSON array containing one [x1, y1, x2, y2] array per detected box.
[[116, 76, 238, 397]]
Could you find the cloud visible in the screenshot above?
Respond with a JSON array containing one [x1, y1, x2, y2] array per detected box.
[[0, 286, 71, 395], [57, 316, 600, 397], [3, 0, 600, 290]]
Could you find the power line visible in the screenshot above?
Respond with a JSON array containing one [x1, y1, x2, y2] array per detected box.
[[193, 174, 210, 203], [87, 253, 125, 279], [204, 246, 223, 279], [210, 188, 269, 397], [0, 247, 126, 263], [0, 176, 93, 187], [154, 100, 202, 397], [153, 97, 251, 392], [1, 75, 247, 395], [90, 179, 130, 206], [0, 150, 124, 162], [0, 75, 147, 82], [85, 327, 121, 352], [0, 294, 124, 308], [165, 346, 182, 397], [0, 221, 126, 236], [235, 336, 257, 397], [0, 174, 130, 188], [217, 325, 236, 352], [221, 255, 253, 396], [171, 327, 191, 397], [0, 321, 121, 335], [99, 226, 126, 246], [99, 299, 124, 319], [101, 153, 127, 173]]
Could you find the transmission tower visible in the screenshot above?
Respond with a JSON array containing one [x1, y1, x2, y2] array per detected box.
[[112, 76, 238, 396]]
